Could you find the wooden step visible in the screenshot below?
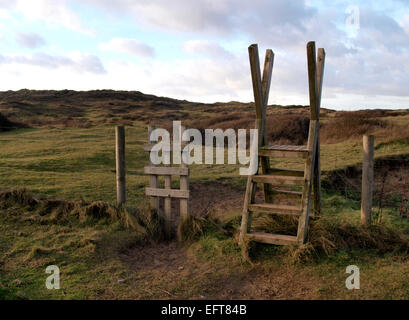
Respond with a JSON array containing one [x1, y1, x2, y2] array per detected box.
[[268, 167, 304, 177], [248, 203, 301, 215], [247, 232, 298, 245], [252, 175, 304, 186], [269, 189, 303, 196], [259, 144, 309, 159]]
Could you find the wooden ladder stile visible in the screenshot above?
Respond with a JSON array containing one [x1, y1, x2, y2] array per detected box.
[[239, 41, 325, 250]]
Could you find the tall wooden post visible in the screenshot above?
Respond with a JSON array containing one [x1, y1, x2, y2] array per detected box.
[[180, 125, 189, 220], [247, 44, 274, 203], [148, 125, 160, 211], [164, 127, 172, 237], [312, 48, 325, 217], [361, 135, 374, 225], [297, 41, 319, 244], [115, 125, 126, 205]]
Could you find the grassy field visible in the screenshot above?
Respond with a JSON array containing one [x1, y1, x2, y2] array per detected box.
[[1, 90, 409, 299]]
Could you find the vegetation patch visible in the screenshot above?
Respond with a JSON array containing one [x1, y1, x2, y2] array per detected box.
[[246, 214, 409, 264]]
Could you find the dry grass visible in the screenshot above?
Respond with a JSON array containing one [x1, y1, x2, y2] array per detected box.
[[0, 188, 39, 207], [177, 214, 226, 244], [3, 90, 409, 151], [321, 112, 388, 144], [250, 214, 409, 264], [0, 188, 165, 241], [0, 112, 25, 131]]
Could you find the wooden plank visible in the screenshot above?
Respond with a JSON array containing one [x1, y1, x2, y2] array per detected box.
[[316, 48, 326, 113], [145, 187, 189, 199], [268, 167, 304, 177], [260, 49, 274, 203], [180, 125, 189, 220], [148, 126, 159, 211], [297, 120, 318, 244], [248, 203, 301, 215], [144, 166, 189, 176], [263, 144, 308, 151], [268, 189, 303, 196], [164, 175, 172, 237], [239, 175, 255, 245], [248, 44, 264, 138], [261, 49, 274, 145], [307, 41, 319, 121], [361, 135, 374, 225], [115, 125, 126, 205], [247, 232, 297, 245], [252, 174, 304, 186], [258, 149, 308, 159], [313, 47, 325, 217]]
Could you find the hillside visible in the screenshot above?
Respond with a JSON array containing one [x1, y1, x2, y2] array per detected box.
[[1, 89, 409, 144], [1, 89, 409, 300]]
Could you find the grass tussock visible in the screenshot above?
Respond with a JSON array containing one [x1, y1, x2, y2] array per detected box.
[[133, 207, 166, 243], [0, 188, 39, 207], [24, 245, 62, 262], [177, 215, 227, 244], [0, 189, 152, 234], [177, 215, 207, 243], [254, 215, 409, 264]]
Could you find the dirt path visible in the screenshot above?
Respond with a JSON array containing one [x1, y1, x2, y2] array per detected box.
[[119, 240, 320, 299], [118, 182, 321, 299]]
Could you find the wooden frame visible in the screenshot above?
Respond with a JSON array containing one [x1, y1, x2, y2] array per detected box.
[[297, 42, 325, 243], [145, 125, 190, 238], [239, 41, 325, 247]]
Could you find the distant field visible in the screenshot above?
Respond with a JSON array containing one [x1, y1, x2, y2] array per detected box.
[[1, 90, 409, 300]]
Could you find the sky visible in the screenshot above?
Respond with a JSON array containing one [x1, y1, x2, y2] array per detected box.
[[0, 0, 409, 110]]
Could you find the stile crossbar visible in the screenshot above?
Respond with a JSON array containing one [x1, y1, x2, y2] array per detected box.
[[239, 41, 325, 249], [144, 125, 190, 238]]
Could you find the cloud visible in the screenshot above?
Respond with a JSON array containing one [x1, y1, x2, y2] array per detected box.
[[16, 32, 46, 49], [99, 38, 155, 58], [1, 0, 409, 108], [0, 0, 95, 35], [183, 40, 233, 59], [0, 52, 106, 74], [399, 13, 409, 35], [74, 0, 315, 39]]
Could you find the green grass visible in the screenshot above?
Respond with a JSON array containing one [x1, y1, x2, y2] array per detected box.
[[1, 123, 409, 299]]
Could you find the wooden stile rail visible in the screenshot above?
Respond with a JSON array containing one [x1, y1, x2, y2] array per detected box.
[[144, 125, 190, 238]]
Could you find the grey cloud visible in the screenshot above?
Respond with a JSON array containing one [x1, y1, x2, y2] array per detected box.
[[99, 38, 155, 58], [75, 0, 315, 35], [183, 40, 233, 59], [16, 32, 47, 49], [354, 8, 409, 53], [15, 0, 409, 105], [0, 52, 106, 74]]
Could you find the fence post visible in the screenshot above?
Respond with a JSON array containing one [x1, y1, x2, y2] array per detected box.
[[361, 135, 374, 225], [148, 125, 160, 211], [179, 125, 189, 221], [115, 125, 126, 205]]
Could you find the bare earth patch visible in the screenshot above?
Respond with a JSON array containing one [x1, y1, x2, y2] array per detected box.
[[118, 182, 320, 300], [119, 241, 320, 299]]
